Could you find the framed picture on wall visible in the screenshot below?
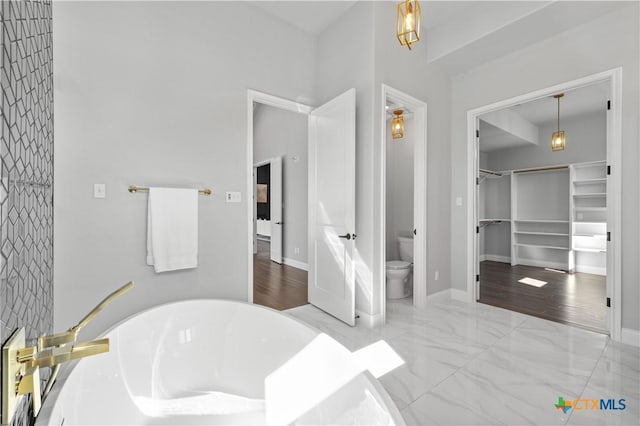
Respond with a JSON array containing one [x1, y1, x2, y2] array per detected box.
[[256, 184, 268, 203]]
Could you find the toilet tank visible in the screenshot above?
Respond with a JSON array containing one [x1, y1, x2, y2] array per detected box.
[[397, 236, 414, 262]]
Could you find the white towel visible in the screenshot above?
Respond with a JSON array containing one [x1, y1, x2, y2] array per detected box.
[[146, 187, 199, 273]]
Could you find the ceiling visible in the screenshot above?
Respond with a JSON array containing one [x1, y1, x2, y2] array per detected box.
[[248, 1, 629, 75], [248, 1, 358, 35]]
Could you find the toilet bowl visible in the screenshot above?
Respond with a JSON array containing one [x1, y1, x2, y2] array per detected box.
[[385, 260, 412, 299], [386, 235, 414, 299]]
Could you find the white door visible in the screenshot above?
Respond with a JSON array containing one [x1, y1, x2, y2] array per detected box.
[[270, 157, 283, 264], [308, 89, 356, 326]]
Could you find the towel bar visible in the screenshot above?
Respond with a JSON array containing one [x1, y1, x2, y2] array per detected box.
[[128, 185, 211, 195]]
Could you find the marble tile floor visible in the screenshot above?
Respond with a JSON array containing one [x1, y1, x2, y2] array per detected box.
[[285, 297, 640, 425]]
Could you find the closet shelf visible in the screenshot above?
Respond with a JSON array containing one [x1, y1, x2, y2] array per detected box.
[[573, 247, 607, 253], [574, 207, 606, 212], [573, 178, 606, 185], [516, 243, 569, 250], [573, 233, 607, 238], [573, 193, 606, 198], [514, 231, 568, 236], [514, 219, 569, 223], [480, 218, 511, 222], [574, 220, 606, 224]]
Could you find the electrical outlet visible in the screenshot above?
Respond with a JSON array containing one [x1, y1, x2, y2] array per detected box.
[[456, 197, 463, 206], [294, 247, 300, 255], [225, 192, 241, 203], [435, 270, 439, 281]]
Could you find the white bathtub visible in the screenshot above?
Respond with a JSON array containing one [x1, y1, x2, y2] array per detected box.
[[36, 300, 403, 425]]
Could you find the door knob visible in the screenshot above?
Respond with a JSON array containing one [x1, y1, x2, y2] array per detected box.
[[413, 229, 416, 235], [275, 221, 283, 225], [338, 233, 351, 240]]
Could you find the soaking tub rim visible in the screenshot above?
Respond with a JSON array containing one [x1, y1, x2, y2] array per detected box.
[[35, 299, 404, 425]]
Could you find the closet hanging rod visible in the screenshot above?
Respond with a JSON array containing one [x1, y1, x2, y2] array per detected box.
[[479, 168, 502, 177], [513, 165, 568, 174], [128, 186, 212, 195], [479, 220, 504, 227]]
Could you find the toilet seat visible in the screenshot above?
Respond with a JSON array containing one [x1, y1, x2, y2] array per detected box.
[[386, 260, 411, 270]]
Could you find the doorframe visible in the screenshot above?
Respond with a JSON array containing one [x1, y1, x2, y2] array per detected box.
[[379, 84, 428, 322], [246, 90, 312, 303], [466, 68, 622, 341]]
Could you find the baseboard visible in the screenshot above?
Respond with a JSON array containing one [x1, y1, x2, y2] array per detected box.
[[426, 288, 469, 303], [282, 257, 308, 271], [356, 310, 383, 328], [575, 265, 606, 276], [621, 328, 640, 347], [481, 254, 510, 264], [515, 258, 568, 271]]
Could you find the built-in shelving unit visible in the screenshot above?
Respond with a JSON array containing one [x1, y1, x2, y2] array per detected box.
[[478, 171, 511, 263], [478, 161, 607, 275], [570, 161, 607, 275], [511, 166, 570, 270]]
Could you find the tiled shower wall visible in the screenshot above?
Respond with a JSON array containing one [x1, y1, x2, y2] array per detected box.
[[0, 0, 54, 424]]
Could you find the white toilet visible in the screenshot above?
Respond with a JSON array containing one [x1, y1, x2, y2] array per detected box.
[[385, 236, 413, 299]]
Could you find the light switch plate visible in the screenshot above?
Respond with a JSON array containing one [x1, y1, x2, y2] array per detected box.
[[94, 183, 106, 199], [455, 197, 463, 206]]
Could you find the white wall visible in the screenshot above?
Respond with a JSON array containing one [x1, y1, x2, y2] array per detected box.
[[386, 116, 414, 261], [253, 104, 308, 266], [487, 111, 606, 171], [373, 1, 453, 302], [451, 5, 639, 331], [52, 1, 317, 337]]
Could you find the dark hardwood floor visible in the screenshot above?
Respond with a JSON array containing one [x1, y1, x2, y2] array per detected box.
[[253, 239, 308, 311], [479, 261, 607, 334]]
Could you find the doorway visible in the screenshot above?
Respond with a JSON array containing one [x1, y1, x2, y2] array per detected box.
[[250, 101, 309, 311], [468, 69, 622, 338], [247, 89, 357, 325], [380, 85, 428, 320]]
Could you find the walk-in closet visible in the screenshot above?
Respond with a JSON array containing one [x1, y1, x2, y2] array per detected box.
[[477, 82, 610, 334]]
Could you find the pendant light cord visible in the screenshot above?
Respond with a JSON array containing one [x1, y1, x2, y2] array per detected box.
[[557, 96, 560, 132]]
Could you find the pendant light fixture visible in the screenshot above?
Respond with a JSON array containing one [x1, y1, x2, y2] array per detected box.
[[551, 93, 566, 152], [391, 110, 405, 139], [397, 0, 421, 50]]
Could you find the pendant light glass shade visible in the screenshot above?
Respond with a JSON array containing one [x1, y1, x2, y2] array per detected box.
[[551, 130, 566, 151], [397, 0, 421, 50], [551, 94, 566, 151], [391, 110, 405, 139]]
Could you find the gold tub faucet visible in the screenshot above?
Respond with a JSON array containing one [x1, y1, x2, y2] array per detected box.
[[1, 281, 134, 425]]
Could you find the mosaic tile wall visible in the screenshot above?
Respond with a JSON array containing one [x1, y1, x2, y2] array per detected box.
[[0, 0, 54, 424]]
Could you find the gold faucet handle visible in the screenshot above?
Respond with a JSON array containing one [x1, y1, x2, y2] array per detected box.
[[26, 338, 110, 370], [16, 346, 37, 364], [16, 366, 41, 416], [37, 330, 78, 351]]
